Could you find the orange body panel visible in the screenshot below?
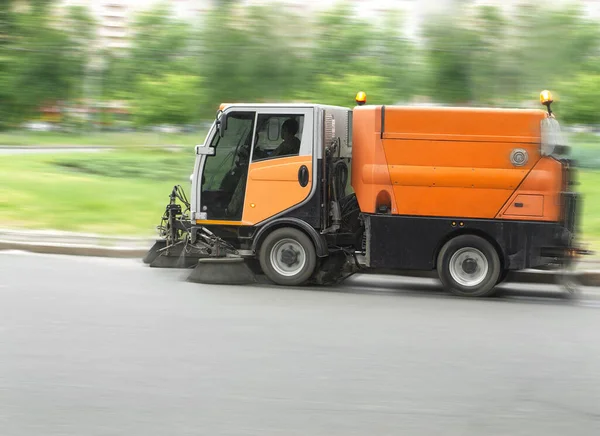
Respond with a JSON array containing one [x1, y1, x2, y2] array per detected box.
[[381, 106, 546, 139], [242, 155, 312, 225], [496, 157, 562, 221], [351, 107, 397, 214], [352, 105, 563, 221], [503, 195, 544, 217]]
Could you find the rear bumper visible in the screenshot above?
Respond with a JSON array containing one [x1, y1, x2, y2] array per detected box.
[[531, 190, 594, 267]]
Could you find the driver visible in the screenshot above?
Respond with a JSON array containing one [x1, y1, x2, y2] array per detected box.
[[270, 118, 300, 157], [226, 118, 300, 217]]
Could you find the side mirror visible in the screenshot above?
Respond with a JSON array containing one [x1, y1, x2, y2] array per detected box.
[[215, 109, 227, 138], [195, 144, 215, 156]]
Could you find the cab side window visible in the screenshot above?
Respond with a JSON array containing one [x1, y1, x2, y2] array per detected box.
[[252, 114, 304, 162]]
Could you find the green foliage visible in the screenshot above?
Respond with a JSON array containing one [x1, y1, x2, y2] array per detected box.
[[132, 74, 203, 126], [0, 151, 192, 235], [558, 73, 600, 125], [50, 149, 193, 180], [310, 2, 375, 76], [423, 10, 479, 103], [199, 2, 305, 112], [2, 1, 96, 125], [295, 74, 388, 107], [4, 0, 600, 125], [0, 131, 205, 146], [508, 2, 599, 96]]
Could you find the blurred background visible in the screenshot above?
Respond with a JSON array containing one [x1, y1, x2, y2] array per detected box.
[[1, 0, 600, 245]]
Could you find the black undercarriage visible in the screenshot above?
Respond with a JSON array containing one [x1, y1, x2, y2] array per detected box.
[[143, 184, 593, 291]]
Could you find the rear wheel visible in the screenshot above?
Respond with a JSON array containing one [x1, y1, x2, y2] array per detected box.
[[437, 235, 501, 297], [497, 268, 509, 285], [259, 227, 317, 286]]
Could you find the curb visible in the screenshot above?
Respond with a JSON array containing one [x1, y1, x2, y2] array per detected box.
[[0, 229, 152, 259], [1, 239, 599, 287], [0, 240, 148, 259]]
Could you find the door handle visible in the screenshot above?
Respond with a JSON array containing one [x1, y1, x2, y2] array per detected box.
[[298, 165, 309, 187]]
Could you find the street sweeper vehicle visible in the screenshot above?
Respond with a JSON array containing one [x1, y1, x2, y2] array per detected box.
[[143, 91, 591, 297]]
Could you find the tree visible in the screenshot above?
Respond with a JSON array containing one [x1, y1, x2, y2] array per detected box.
[[132, 73, 203, 126], [468, 5, 508, 104], [199, 1, 303, 113], [558, 72, 600, 125], [100, 3, 194, 99], [310, 1, 375, 77], [7, 4, 72, 119], [62, 5, 97, 102], [295, 73, 387, 107], [369, 10, 419, 103], [507, 2, 600, 99], [422, 10, 478, 104], [1, 2, 97, 125]]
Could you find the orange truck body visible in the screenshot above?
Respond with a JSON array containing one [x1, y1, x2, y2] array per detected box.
[[352, 105, 561, 222], [147, 94, 587, 296]]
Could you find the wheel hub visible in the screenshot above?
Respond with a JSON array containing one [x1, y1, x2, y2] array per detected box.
[[449, 247, 489, 287], [280, 245, 299, 267], [462, 258, 478, 274], [270, 238, 307, 277]]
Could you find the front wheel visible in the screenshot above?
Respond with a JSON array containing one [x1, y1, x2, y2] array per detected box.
[[259, 227, 317, 286], [437, 235, 501, 298]]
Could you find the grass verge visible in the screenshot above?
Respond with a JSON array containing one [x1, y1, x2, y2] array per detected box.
[[1, 149, 599, 252], [0, 150, 195, 236], [0, 130, 206, 147]]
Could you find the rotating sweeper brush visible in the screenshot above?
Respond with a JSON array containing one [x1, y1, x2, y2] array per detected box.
[[143, 185, 259, 285]]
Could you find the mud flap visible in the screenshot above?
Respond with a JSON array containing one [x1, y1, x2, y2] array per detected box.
[[311, 251, 359, 286], [186, 257, 257, 285]]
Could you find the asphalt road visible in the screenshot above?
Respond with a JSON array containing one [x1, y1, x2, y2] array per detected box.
[[2, 251, 600, 436]]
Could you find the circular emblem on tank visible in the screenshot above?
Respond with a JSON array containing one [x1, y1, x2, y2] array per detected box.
[[510, 148, 528, 167]]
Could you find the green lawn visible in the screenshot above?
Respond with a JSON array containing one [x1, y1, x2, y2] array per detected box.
[[568, 132, 600, 170], [578, 170, 600, 250], [0, 130, 207, 147], [0, 150, 196, 236], [1, 149, 599, 252]]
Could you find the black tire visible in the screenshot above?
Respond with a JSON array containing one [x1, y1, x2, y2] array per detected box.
[[437, 234, 501, 298], [258, 227, 317, 286], [497, 268, 509, 285]]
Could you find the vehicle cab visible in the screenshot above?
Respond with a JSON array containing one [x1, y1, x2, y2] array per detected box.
[[191, 103, 351, 230]]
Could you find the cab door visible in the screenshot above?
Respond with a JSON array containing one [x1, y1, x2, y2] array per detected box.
[[243, 108, 315, 225]]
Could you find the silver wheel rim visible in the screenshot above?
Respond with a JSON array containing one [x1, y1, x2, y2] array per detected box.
[[270, 238, 306, 277], [449, 247, 489, 287]]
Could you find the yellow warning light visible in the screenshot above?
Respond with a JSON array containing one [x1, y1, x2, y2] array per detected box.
[[356, 91, 367, 106], [540, 90, 553, 106]]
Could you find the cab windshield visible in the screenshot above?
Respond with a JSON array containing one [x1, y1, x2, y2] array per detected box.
[[200, 112, 255, 220]]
